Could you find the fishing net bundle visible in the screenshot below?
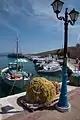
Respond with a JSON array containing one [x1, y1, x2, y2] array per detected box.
[[25, 77, 60, 105]]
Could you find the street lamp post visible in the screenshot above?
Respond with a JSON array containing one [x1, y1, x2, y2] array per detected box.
[[51, 0, 79, 112]]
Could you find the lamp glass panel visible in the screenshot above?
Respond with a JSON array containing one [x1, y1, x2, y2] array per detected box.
[[69, 9, 79, 21], [51, 0, 64, 13]]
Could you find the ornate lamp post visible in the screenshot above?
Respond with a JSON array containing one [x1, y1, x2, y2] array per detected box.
[[51, 0, 79, 112]]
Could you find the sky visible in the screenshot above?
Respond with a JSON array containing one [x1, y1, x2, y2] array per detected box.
[[0, 0, 80, 54]]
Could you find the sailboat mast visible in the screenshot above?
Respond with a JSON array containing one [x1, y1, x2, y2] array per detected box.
[[16, 37, 19, 65]]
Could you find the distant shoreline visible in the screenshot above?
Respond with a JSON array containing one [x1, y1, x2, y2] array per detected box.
[[0, 45, 80, 59]]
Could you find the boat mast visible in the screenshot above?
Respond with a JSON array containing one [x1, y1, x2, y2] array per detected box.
[[16, 36, 19, 67]]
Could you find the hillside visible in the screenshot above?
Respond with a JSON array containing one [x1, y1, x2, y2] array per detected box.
[[34, 46, 80, 59]]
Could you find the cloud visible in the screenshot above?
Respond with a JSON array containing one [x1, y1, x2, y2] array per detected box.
[[68, 24, 80, 45], [0, 0, 60, 28], [0, 0, 79, 35], [0, 0, 33, 34], [0, 0, 34, 19], [0, 0, 60, 33], [27, 0, 63, 32], [31, 0, 57, 20], [0, 14, 19, 35]]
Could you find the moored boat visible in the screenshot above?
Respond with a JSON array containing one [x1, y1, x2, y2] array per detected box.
[[15, 58, 28, 63], [1, 62, 32, 88], [1, 36, 32, 89], [36, 60, 62, 75]]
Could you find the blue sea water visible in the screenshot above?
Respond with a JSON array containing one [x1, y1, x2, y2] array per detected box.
[[0, 56, 61, 98]]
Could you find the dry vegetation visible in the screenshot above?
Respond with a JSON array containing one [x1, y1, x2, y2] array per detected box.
[[34, 46, 80, 59]]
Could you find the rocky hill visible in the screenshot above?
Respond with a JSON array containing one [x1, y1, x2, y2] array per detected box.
[[35, 45, 80, 59]]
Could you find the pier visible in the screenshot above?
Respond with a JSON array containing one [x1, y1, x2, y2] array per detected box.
[[4, 87, 80, 120], [0, 84, 77, 120]]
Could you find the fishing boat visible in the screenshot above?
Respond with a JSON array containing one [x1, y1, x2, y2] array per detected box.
[[1, 62, 32, 88], [1, 37, 32, 88]]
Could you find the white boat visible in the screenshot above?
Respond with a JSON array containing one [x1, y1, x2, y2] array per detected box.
[[15, 58, 28, 63], [1, 37, 32, 89], [37, 61, 62, 75]]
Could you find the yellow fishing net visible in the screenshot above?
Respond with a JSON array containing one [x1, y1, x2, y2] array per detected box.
[[25, 77, 60, 104]]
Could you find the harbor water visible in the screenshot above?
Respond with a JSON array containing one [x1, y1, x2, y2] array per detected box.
[[0, 56, 62, 98]]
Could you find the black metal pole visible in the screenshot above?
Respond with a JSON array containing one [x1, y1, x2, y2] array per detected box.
[[56, 8, 70, 110], [63, 8, 68, 66]]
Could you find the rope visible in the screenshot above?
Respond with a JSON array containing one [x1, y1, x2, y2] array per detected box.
[[9, 80, 16, 95]]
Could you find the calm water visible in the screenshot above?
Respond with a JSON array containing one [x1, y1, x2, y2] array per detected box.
[[0, 56, 62, 98]]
